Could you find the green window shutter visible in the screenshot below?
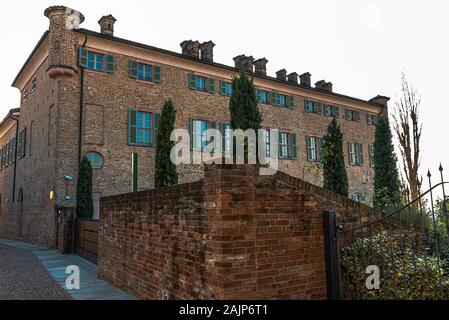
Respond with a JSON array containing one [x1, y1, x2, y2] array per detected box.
[[220, 123, 226, 153], [288, 96, 295, 109], [154, 112, 161, 146], [129, 60, 138, 79], [278, 132, 283, 157], [359, 144, 364, 165], [79, 47, 88, 68], [153, 65, 161, 83], [271, 92, 278, 106], [105, 54, 115, 74], [290, 133, 297, 160], [132, 153, 138, 192], [128, 109, 137, 144], [345, 109, 352, 121], [256, 89, 261, 102], [220, 81, 227, 96], [334, 106, 340, 118], [189, 118, 194, 150], [208, 78, 215, 94], [316, 103, 322, 115], [355, 111, 361, 122], [348, 142, 354, 165], [306, 136, 312, 161], [189, 74, 196, 90]]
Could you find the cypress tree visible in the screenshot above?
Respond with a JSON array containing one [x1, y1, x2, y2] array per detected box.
[[229, 71, 262, 161], [322, 119, 349, 197], [76, 157, 94, 219], [155, 99, 178, 188], [373, 117, 400, 210]]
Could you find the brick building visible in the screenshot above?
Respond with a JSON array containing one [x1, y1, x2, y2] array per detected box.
[[0, 5, 388, 247]]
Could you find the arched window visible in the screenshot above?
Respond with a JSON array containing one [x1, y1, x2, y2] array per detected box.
[[85, 152, 103, 169]]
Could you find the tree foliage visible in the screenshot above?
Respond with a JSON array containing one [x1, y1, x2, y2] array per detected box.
[[76, 157, 94, 219], [155, 99, 178, 188]]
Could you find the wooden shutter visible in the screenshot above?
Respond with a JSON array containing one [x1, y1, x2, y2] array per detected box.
[[79, 47, 88, 68], [220, 81, 227, 96], [154, 112, 161, 146], [129, 60, 138, 79], [153, 65, 161, 83], [290, 133, 297, 160], [105, 54, 115, 74], [359, 144, 364, 165], [271, 92, 278, 106], [348, 142, 355, 165], [132, 153, 138, 193], [334, 106, 340, 118], [345, 109, 352, 121], [288, 96, 295, 109], [208, 78, 215, 94], [189, 118, 194, 150], [189, 74, 196, 90], [306, 136, 313, 161], [128, 109, 137, 144], [256, 89, 261, 102], [315, 103, 322, 115]]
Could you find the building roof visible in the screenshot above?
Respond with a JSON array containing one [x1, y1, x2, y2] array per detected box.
[[0, 108, 20, 133], [11, 26, 387, 109]]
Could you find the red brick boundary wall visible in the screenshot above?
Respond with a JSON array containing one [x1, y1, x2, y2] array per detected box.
[[98, 164, 377, 300]]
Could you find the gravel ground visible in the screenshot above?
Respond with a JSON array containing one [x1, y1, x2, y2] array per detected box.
[[0, 243, 72, 300]]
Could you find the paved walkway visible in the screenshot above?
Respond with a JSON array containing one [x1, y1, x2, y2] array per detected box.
[[0, 239, 136, 300]]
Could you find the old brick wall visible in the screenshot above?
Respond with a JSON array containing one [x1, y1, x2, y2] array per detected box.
[[98, 164, 376, 300]]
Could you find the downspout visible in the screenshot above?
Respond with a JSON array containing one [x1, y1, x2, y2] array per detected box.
[[78, 32, 88, 167], [11, 115, 19, 203]]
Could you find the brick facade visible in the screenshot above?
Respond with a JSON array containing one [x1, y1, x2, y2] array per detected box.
[[98, 164, 376, 300], [0, 5, 385, 247]]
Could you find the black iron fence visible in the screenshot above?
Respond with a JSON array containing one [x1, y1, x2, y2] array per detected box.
[[324, 166, 449, 300]]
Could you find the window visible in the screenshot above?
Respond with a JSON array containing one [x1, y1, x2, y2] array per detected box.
[[79, 48, 115, 74], [22, 90, 28, 102], [351, 193, 366, 204], [129, 60, 161, 83], [271, 92, 294, 108], [264, 130, 271, 157], [220, 81, 233, 97], [348, 142, 364, 166], [369, 144, 374, 168], [128, 110, 161, 147], [257, 89, 270, 104], [8, 138, 15, 165], [367, 114, 377, 125], [189, 119, 218, 151], [277, 132, 297, 160], [85, 152, 103, 169], [31, 77, 37, 92], [304, 99, 322, 115], [220, 123, 232, 154], [323, 104, 340, 118], [345, 109, 361, 122], [307, 136, 323, 162], [189, 74, 215, 93]]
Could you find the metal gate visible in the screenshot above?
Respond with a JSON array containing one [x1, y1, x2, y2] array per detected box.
[[324, 166, 449, 300]]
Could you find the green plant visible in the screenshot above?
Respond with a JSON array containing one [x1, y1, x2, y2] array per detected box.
[[155, 99, 178, 188], [76, 157, 94, 219], [322, 119, 348, 197]]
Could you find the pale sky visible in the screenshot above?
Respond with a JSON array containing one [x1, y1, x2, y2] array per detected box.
[[1, 0, 448, 187]]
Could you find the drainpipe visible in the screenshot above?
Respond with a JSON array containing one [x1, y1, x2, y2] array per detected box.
[[11, 114, 19, 203], [78, 32, 88, 167]]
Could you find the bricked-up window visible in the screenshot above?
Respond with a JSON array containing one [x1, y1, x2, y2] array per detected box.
[[348, 142, 364, 166], [256, 89, 269, 104], [128, 110, 161, 147], [189, 74, 215, 94], [304, 99, 322, 115], [345, 108, 361, 122], [369, 144, 374, 167], [323, 104, 340, 118], [351, 193, 366, 204], [129, 60, 161, 83], [17, 128, 26, 159], [79, 48, 115, 74], [367, 114, 378, 125], [306, 136, 323, 162], [220, 81, 233, 97], [85, 152, 103, 169], [278, 132, 297, 160]]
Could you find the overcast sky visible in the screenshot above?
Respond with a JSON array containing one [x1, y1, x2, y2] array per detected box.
[[1, 0, 448, 186]]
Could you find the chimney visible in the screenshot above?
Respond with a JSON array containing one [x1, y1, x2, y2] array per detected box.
[[199, 41, 215, 62], [233, 55, 254, 73], [276, 69, 287, 81], [287, 72, 298, 84], [180, 40, 200, 59], [315, 80, 333, 92], [98, 15, 117, 36], [299, 72, 311, 87], [253, 58, 268, 76]]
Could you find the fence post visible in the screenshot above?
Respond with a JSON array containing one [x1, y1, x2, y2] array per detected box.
[[323, 211, 343, 300]]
